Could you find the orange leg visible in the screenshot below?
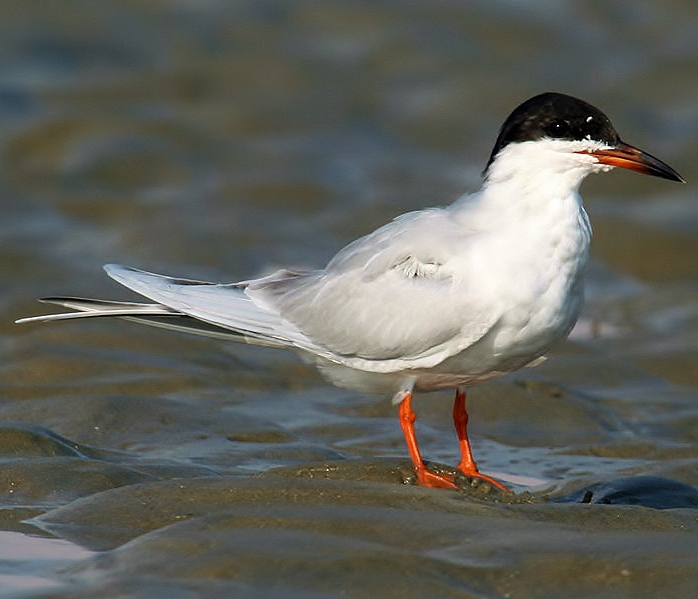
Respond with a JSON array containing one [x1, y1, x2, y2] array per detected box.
[[453, 389, 508, 492], [398, 391, 458, 489]]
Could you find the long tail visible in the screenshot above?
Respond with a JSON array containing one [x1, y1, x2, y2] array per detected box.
[[16, 297, 175, 323], [15, 265, 323, 353], [16, 297, 284, 346]]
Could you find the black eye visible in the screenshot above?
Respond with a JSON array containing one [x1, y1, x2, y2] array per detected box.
[[547, 120, 571, 138]]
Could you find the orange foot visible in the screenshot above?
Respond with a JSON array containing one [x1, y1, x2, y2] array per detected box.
[[413, 463, 508, 491], [454, 465, 508, 492], [413, 465, 458, 490]]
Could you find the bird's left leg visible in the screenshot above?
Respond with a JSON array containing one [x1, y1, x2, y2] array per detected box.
[[452, 388, 508, 491]]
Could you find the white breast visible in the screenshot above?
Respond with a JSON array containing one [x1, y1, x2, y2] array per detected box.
[[438, 145, 593, 381]]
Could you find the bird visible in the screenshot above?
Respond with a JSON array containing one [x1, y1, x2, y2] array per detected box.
[[16, 92, 684, 491]]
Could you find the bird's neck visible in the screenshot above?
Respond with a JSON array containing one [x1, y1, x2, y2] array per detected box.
[[451, 140, 596, 229], [450, 144, 593, 317], [484, 141, 595, 203], [450, 144, 593, 255]]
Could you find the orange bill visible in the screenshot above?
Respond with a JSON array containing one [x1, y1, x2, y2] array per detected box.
[[578, 141, 684, 182]]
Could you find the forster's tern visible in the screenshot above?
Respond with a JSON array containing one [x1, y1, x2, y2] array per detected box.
[[17, 92, 684, 491]]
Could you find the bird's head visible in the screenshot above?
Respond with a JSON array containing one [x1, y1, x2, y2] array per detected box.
[[484, 92, 684, 184]]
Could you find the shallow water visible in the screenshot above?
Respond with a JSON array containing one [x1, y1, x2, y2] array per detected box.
[[2, 1, 698, 597]]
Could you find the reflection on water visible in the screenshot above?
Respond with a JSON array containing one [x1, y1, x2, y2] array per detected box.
[[2, 1, 698, 597], [0, 531, 92, 595]]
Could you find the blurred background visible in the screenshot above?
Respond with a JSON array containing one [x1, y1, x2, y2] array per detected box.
[[1, 1, 698, 597]]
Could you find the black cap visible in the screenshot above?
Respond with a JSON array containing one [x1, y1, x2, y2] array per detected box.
[[485, 92, 620, 170]]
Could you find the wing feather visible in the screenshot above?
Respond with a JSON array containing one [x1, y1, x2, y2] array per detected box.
[[248, 208, 501, 364]]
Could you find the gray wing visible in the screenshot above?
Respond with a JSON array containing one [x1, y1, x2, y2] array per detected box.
[[18, 206, 503, 373], [248, 208, 502, 367]]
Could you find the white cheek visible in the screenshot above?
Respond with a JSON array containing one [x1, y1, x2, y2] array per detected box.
[[571, 150, 611, 172]]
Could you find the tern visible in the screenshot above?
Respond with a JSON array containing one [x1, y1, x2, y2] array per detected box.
[[17, 92, 684, 491]]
